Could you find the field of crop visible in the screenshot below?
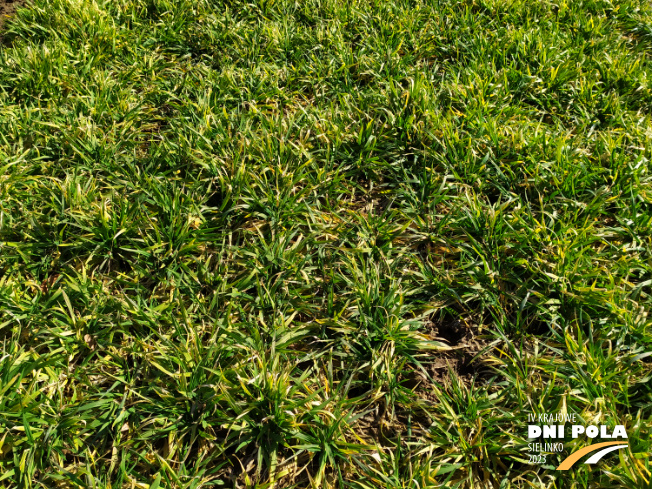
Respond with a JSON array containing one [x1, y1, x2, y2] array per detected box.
[[1, 0, 651, 487]]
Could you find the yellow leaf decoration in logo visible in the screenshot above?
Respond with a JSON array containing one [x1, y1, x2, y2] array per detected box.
[[557, 442, 628, 471]]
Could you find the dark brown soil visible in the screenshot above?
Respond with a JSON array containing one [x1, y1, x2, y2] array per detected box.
[[421, 316, 491, 384], [0, 0, 23, 35]]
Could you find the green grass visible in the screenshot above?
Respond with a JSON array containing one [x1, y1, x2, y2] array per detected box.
[[0, 0, 651, 487]]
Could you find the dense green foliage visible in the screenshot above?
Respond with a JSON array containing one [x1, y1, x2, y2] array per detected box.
[[1, 0, 651, 487]]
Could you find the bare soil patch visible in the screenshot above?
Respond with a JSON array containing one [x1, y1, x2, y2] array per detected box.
[[423, 316, 490, 384], [0, 0, 23, 35]]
